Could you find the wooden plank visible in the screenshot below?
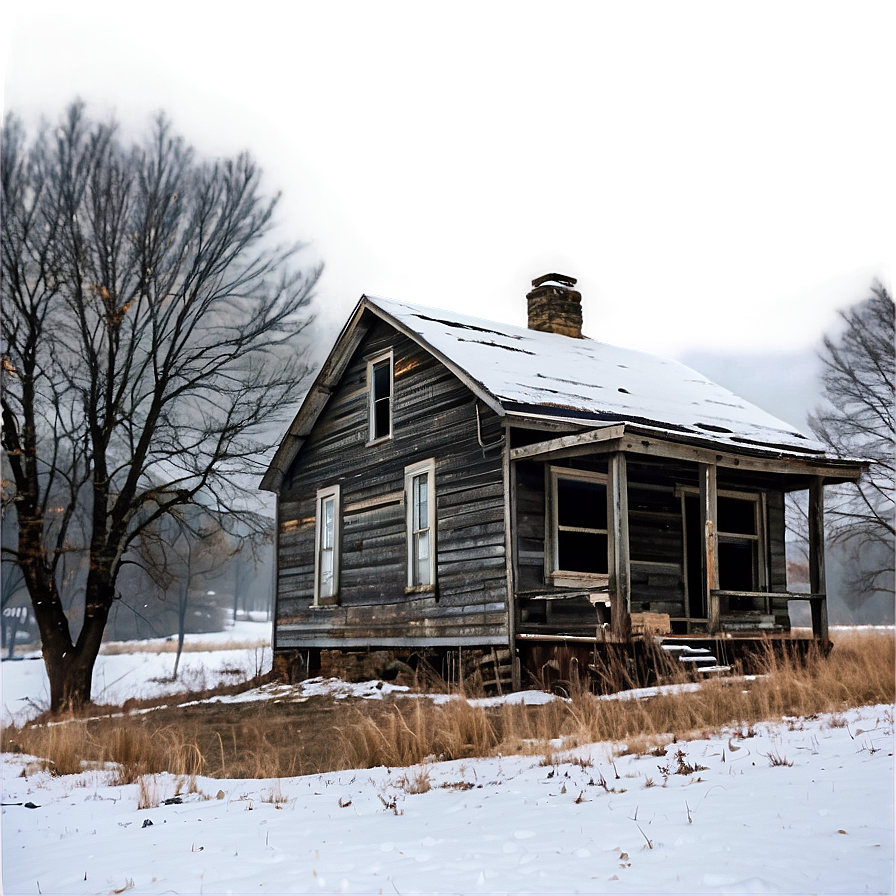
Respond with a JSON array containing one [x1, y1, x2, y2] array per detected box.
[[503, 421, 521, 689], [510, 423, 866, 483], [343, 491, 404, 514], [700, 462, 720, 634], [510, 425, 626, 461], [607, 452, 631, 639], [808, 476, 829, 642], [277, 633, 509, 649]]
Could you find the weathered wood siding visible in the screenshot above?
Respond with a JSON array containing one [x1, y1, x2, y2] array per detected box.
[[275, 319, 508, 649], [765, 489, 792, 626]]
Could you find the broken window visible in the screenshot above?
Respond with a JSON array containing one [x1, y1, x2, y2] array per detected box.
[[368, 350, 393, 442], [314, 485, 340, 604], [405, 459, 436, 589], [549, 468, 608, 579]]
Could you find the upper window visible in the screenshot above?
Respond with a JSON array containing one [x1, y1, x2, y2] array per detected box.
[[367, 350, 393, 443], [549, 468, 608, 580], [405, 459, 436, 589], [314, 485, 340, 605]]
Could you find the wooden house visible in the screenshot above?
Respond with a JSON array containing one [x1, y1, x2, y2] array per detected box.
[[261, 275, 866, 690]]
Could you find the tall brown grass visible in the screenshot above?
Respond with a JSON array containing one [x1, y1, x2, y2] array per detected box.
[[4, 630, 892, 780]]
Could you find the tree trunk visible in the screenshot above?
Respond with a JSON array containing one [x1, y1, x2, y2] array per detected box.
[[173, 580, 189, 680], [43, 647, 97, 713], [37, 575, 113, 714]]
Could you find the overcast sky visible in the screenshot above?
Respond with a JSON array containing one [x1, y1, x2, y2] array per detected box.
[[3, 1, 893, 366]]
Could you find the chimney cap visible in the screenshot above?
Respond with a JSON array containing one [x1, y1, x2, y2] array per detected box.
[[532, 272, 577, 289]]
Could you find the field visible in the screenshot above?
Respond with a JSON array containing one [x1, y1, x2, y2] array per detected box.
[[1, 626, 893, 894]]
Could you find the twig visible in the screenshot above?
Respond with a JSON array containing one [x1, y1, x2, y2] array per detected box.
[[635, 823, 653, 849]]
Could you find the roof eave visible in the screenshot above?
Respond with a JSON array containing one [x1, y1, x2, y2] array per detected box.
[[508, 420, 869, 484]]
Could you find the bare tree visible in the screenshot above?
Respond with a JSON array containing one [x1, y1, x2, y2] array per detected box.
[[809, 281, 895, 602], [1, 102, 320, 712]]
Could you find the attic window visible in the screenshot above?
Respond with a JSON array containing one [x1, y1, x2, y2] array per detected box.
[[367, 350, 393, 443]]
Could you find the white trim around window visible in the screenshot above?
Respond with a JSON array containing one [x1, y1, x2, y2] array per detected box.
[[367, 349, 393, 444], [313, 484, 341, 605], [405, 458, 436, 590]]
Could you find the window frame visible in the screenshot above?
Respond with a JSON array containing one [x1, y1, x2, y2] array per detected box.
[[715, 491, 767, 593], [676, 485, 768, 595], [313, 484, 341, 606], [367, 349, 394, 444], [547, 466, 610, 586], [405, 458, 436, 591]]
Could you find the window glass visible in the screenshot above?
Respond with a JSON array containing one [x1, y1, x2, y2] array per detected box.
[[558, 531, 608, 574], [557, 478, 607, 529], [552, 471, 609, 575], [718, 496, 755, 535], [415, 530, 431, 586], [718, 540, 755, 592], [413, 474, 428, 530]]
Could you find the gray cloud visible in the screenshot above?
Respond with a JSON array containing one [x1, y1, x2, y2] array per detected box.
[[2, 2, 894, 424]]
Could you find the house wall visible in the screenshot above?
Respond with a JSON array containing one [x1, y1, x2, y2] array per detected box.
[[275, 319, 509, 649]]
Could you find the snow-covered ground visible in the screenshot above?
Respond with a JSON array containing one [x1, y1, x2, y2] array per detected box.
[[2, 627, 894, 894], [1, 619, 272, 726], [1, 704, 893, 895]]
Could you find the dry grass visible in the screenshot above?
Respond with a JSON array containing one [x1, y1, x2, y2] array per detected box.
[[137, 774, 159, 809], [4, 630, 892, 780], [99, 638, 268, 656]]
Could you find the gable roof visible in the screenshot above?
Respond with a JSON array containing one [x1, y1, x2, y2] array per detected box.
[[260, 294, 850, 492]]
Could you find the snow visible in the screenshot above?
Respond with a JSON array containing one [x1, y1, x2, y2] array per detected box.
[[1, 620, 273, 726], [2, 629, 893, 893], [368, 296, 832, 455], [2, 704, 893, 894]]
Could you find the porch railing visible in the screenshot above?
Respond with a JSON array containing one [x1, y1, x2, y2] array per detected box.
[[709, 590, 828, 641]]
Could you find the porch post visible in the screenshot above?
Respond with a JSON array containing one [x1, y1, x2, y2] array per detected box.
[[607, 452, 631, 640], [808, 476, 829, 643], [699, 463, 720, 633]]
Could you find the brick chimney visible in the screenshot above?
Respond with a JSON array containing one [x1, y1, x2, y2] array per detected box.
[[526, 273, 583, 338]]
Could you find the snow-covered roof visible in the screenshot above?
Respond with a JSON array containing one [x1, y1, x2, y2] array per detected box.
[[368, 296, 827, 455], [260, 293, 866, 492]]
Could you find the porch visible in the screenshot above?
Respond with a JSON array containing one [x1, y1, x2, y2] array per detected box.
[[507, 422, 858, 653]]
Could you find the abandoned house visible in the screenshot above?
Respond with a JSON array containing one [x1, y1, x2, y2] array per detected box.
[[261, 274, 867, 691]]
